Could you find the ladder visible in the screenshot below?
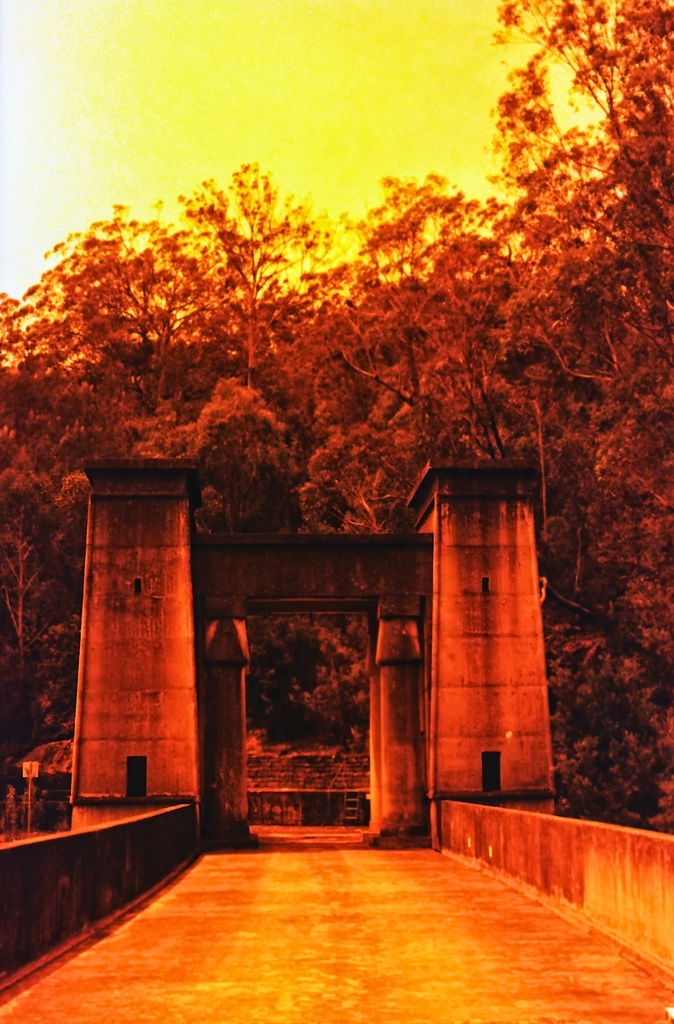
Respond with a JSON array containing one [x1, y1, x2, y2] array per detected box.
[[343, 791, 361, 825]]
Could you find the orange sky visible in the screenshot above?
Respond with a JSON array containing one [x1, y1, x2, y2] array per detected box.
[[0, 0, 530, 300]]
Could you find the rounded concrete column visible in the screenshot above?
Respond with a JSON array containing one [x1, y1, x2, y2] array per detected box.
[[203, 615, 256, 847], [376, 597, 426, 836]]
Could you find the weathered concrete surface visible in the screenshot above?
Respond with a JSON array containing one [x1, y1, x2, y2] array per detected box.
[[2, 829, 672, 1023], [72, 462, 200, 828], [0, 805, 198, 979], [192, 534, 433, 605], [440, 800, 674, 978], [411, 464, 554, 810], [376, 600, 426, 835], [202, 617, 251, 844]]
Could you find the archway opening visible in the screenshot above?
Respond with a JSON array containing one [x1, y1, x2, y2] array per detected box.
[[245, 612, 371, 829]]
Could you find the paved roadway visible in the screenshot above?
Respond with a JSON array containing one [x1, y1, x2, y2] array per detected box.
[[2, 827, 673, 1023]]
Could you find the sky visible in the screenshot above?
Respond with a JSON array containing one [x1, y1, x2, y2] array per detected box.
[[0, 0, 529, 300]]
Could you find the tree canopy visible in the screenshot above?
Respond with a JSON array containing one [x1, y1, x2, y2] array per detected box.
[[1, 0, 673, 827]]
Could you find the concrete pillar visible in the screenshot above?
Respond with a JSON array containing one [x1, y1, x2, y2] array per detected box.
[[376, 596, 426, 835], [202, 606, 256, 847], [71, 461, 201, 829], [408, 464, 554, 823], [367, 611, 382, 835]]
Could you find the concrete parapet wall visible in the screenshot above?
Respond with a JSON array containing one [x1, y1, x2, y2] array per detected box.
[[439, 800, 674, 976], [0, 804, 199, 982]]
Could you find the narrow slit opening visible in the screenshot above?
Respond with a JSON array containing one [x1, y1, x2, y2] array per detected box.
[[133, 577, 142, 595], [481, 576, 490, 594]]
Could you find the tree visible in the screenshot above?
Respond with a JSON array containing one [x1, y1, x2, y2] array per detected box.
[[182, 164, 335, 388], [247, 615, 368, 748], [0, 465, 46, 742], [26, 208, 218, 416], [0, 455, 81, 753], [188, 380, 299, 533], [320, 175, 527, 462], [551, 658, 666, 828], [493, 0, 674, 824], [495, 0, 674, 378]]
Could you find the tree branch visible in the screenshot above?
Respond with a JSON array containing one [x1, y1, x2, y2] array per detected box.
[[546, 580, 595, 616], [337, 350, 415, 406]]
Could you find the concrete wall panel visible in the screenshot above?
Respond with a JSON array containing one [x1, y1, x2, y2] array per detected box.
[[72, 464, 200, 817], [433, 731, 552, 793], [411, 466, 553, 801], [0, 805, 198, 980], [436, 636, 548, 686], [76, 737, 200, 796], [436, 684, 550, 736], [439, 801, 674, 976], [192, 535, 433, 602]]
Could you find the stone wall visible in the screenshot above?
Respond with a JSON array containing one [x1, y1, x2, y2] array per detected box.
[[439, 800, 674, 976], [246, 753, 370, 831], [0, 803, 198, 982], [247, 753, 369, 791], [247, 753, 370, 825], [248, 790, 369, 825]]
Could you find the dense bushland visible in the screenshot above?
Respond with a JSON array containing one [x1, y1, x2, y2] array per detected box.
[[1, 0, 673, 828]]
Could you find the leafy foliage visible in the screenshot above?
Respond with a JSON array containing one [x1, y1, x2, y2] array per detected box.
[[246, 616, 368, 748], [551, 659, 665, 827], [2, 6, 674, 827]]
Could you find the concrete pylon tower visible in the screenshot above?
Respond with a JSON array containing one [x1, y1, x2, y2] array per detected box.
[[409, 464, 554, 834], [71, 461, 201, 829]]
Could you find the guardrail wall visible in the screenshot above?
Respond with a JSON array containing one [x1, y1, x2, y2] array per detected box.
[[0, 803, 199, 981], [439, 800, 674, 976]]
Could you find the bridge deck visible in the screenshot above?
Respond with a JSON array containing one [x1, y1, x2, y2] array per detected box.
[[2, 829, 672, 1023]]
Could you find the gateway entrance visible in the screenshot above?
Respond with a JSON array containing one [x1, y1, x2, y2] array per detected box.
[[70, 460, 554, 845]]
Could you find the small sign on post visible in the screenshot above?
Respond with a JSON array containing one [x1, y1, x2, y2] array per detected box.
[[22, 761, 39, 834]]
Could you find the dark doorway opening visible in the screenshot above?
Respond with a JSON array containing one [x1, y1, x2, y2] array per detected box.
[[481, 751, 501, 792], [126, 755, 147, 797]]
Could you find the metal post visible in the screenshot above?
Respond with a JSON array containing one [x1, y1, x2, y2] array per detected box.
[[22, 761, 39, 835]]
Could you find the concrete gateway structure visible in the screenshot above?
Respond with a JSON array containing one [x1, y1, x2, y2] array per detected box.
[[70, 460, 555, 844]]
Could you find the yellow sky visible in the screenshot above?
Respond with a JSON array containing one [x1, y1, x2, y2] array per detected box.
[[0, 0, 528, 300]]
